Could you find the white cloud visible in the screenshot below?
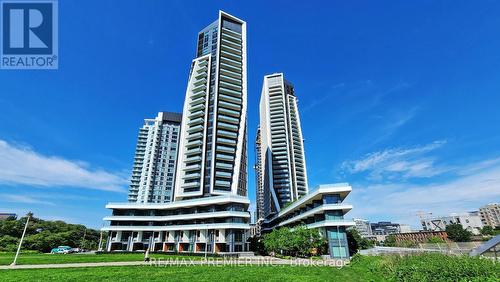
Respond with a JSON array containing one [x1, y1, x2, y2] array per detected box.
[[0, 194, 55, 206], [0, 139, 128, 192], [342, 140, 447, 180], [348, 158, 500, 228]]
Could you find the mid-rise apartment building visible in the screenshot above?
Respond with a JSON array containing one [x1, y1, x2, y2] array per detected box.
[[127, 112, 182, 203], [353, 218, 372, 238], [479, 203, 500, 228]]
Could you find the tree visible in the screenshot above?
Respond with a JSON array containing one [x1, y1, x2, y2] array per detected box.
[[262, 226, 324, 258], [346, 229, 374, 255], [446, 223, 472, 242], [480, 226, 494, 236], [0, 213, 102, 253], [384, 234, 396, 247]]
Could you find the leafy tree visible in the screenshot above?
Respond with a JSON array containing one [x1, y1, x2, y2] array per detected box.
[[262, 226, 324, 258], [384, 234, 396, 247], [346, 229, 374, 255], [445, 223, 472, 242], [480, 226, 494, 236], [0, 213, 103, 252]]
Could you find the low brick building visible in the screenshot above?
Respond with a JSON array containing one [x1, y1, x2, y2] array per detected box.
[[394, 231, 449, 244]]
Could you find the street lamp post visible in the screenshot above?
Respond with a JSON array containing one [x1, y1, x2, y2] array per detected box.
[[11, 213, 31, 266]]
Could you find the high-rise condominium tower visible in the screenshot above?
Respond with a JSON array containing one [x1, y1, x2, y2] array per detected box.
[[128, 112, 182, 203], [103, 12, 250, 254], [175, 11, 247, 200], [256, 73, 308, 219]]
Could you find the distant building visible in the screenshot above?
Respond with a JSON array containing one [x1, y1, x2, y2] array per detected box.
[[479, 203, 500, 228], [371, 221, 402, 235], [127, 112, 182, 203], [353, 218, 372, 237], [399, 224, 413, 233], [394, 231, 449, 244], [421, 211, 483, 235], [0, 213, 16, 220]]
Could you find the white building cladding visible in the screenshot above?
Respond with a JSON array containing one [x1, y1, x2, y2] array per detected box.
[[257, 73, 308, 219], [103, 195, 250, 252], [421, 211, 484, 235], [128, 112, 182, 203], [103, 11, 250, 254], [175, 11, 247, 200], [262, 183, 355, 259]]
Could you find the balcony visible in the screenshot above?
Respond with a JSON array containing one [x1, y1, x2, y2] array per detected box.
[[215, 180, 231, 188], [182, 182, 201, 189], [220, 56, 242, 68], [218, 114, 239, 124], [220, 43, 241, 55], [215, 162, 233, 169], [221, 31, 242, 44], [218, 122, 238, 131], [219, 86, 242, 97], [217, 129, 237, 138], [217, 137, 237, 146], [219, 80, 242, 91], [187, 125, 203, 133], [184, 164, 201, 171], [219, 93, 242, 105], [216, 154, 234, 162], [221, 38, 240, 50], [192, 84, 206, 93], [183, 173, 201, 180], [216, 145, 236, 154], [188, 117, 203, 126], [220, 62, 240, 73], [219, 68, 241, 79], [215, 171, 232, 178], [219, 74, 241, 86], [219, 100, 241, 111]]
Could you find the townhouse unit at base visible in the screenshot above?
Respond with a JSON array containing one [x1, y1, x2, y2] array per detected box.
[[262, 183, 355, 259], [102, 195, 250, 253]]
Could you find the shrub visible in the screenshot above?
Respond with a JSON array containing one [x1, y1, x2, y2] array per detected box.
[[349, 253, 500, 282], [427, 236, 446, 244], [446, 223, 472, 242]]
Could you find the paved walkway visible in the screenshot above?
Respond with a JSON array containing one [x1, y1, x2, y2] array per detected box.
[[1, 257, 347, 270]]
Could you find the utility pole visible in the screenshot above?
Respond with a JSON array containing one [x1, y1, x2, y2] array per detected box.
[[81, 228, 87, 251], [11, 213, 31, 266], [98, 230, 103, 252]]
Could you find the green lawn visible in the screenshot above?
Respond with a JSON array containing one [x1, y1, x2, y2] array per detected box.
[[0, 253, 498, 281], [0, 264, 382, 282], [0, 252, 206, 265]]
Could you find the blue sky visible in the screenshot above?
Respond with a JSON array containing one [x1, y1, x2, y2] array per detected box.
[[1, 1, 499, 229]]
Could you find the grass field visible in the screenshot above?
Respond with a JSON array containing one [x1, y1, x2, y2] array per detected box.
[[0, 252, 205, 265], [0, 264, 380, 282], [0, 253, 498, 281]]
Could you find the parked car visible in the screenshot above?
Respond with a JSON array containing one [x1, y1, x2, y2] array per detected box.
[[50, 246, 73, 254]]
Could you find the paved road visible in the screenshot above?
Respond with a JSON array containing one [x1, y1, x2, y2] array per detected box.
[[0, 257, 347, 270]]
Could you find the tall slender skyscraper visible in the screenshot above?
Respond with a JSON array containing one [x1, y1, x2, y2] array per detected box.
[[103, 12, 250, 254], [257, 73, 309, 219], [254, 126, 265, 221], [175, 11, 247, 200], [128, 112, 182, 203]]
